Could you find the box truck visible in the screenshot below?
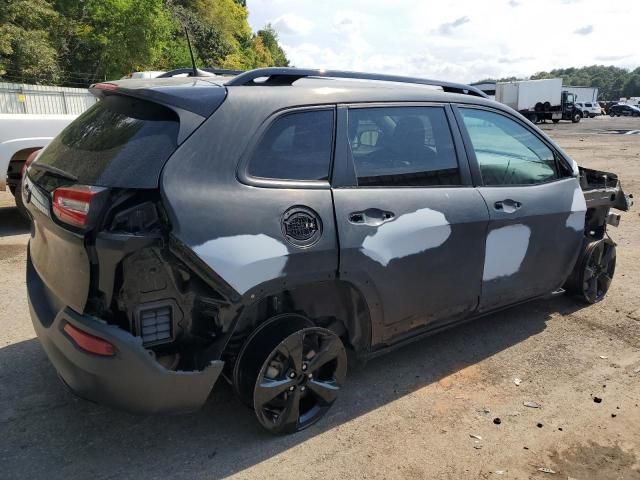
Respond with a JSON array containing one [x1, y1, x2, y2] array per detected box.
[[496, 78, 582, 124]]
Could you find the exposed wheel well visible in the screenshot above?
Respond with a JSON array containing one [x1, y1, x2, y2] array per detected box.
[[7, 147, 41, 187], [224, 281, 372, 367]]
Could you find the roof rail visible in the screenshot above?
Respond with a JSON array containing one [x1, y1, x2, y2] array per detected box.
[[225, 68, 488, 98], [158, 67, 246, 78]]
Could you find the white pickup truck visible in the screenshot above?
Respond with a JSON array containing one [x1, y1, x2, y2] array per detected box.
[[0, 114, 76, 213]]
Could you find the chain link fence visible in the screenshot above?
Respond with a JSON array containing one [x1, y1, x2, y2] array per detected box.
[[0, 82, 97, 115]]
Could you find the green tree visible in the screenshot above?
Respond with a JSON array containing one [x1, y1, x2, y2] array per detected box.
[[530, 65, 633, 100], [1, 0, 290, 85], [257, 24, 289, 67], [0, 0, 61, 83], [621, 74, 640, 98], [166, 2, 231, 68]]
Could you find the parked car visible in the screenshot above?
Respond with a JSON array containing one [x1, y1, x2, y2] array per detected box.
[[0, 114, 76, 217], [23, 68, 633, 434], [575, 101, 602, 118], [609, 104, 640, 117]]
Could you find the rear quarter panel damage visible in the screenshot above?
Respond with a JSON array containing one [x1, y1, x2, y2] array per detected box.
[[192, 234, 289, 295]]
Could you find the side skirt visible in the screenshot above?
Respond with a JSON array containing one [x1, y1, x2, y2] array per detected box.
[[361, 291, 562, 361]]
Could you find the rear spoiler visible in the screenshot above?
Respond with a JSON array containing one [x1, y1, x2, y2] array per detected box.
[[90, 79, 227, 144]]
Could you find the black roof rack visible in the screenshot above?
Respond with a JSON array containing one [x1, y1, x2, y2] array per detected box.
[[225, 68, 488, 98], [157, 67, 245, 78]]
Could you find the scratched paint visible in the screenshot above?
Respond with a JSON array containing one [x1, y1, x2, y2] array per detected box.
[[483, 224, 531, 281], [566, 185, 587, 231], [193, 234, 288, 294], [361, 208, 451, 267]]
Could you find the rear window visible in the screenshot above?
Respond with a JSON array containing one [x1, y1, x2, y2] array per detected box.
[[34, 95, 179, 189]]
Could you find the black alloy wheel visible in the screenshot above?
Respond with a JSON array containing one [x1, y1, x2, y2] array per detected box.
[[578, 239, 616, 304], [253, 327, 346, 434]]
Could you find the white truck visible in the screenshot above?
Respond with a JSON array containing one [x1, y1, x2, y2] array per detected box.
[[496, 78, 582, 124], [0, 113, 76, 214], [564, 86, 599, 103]]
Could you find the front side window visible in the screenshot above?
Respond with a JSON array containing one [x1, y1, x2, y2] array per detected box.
[[459, 108, 560, 186], [347, 106, 460, 187], [247, 110, 334, 181]]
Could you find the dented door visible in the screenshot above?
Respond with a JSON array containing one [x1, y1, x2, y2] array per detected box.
[[332, 105, 490, 341], [456, 107, 585, 311]]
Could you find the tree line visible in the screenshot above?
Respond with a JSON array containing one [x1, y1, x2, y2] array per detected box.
[[0, 0, 290, 87], [480, 65, 640, 100]]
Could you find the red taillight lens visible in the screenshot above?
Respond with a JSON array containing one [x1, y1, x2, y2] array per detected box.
[[22, 149, 41, 176], [92, 82, 118, 91], [63, 323, 116, 357], [52, 185, 104, 228]]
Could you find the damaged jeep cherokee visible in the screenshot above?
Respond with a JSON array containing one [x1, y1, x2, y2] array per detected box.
[[24, 68, 633, 434]]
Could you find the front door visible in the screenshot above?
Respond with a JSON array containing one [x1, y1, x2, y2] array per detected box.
[[455, 106, 585, 312], [332, 104, 490, 343]]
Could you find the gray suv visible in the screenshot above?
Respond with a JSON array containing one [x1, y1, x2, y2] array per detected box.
[[23, 68, 633, 434]]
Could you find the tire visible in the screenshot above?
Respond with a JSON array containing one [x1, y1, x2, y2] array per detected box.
[[552, 119, 560, 124], [582, 111, 588, 119], [566, 239, 616, 304], [528, 113, 538, 124], [609, 112, 615, 117], [12, 182, 29, 220], [233, 314, 347, 434], [572, 112, 581, 123], [589, 114, 596, 118]]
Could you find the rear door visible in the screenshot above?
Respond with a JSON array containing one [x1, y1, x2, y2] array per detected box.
[[332, 104, 489, 344], [455, 106, 584, 312]]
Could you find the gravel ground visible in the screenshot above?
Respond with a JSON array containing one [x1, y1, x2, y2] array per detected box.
[[1, 116, 639, 480]]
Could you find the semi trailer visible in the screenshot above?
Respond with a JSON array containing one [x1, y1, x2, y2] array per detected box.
[[496, 78, 582, 124]]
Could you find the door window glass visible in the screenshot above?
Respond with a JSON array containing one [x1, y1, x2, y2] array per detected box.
[[460, 108, 560, 185], [347, 106, 460, 187]]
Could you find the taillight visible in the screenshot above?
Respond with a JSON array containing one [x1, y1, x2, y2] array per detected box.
[[22, 149, 41, 176], [52, 185, 106, 228], [92, 82, 118, 91], [63, 323, 115, 357]]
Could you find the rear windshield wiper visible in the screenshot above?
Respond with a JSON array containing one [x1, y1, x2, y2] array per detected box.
[[31, 163, 79, 182]]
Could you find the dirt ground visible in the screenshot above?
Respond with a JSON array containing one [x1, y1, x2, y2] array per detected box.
[[1, 116, 639, 480]]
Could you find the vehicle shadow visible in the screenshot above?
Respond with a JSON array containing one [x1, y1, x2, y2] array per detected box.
[[0, 296, 587, 479], [0, 205, 29, 237]]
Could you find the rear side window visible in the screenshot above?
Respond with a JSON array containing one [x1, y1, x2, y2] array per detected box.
[[247, 110, 334, 181], [347, 106, 460, 187], [459, 108, 559, 186], [35, 95, 179, 189]]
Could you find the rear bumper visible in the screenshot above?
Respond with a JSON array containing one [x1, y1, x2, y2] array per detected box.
[[27, 251, 223, 414]]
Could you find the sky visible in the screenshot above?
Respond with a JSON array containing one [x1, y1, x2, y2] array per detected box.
[[247, 0, 639, 83]]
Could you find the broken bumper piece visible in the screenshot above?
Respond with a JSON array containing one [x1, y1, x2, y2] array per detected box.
[[27, 256, 222, 414]]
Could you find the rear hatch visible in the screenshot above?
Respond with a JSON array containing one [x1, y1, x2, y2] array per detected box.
[[24, 79, 226, 313]]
